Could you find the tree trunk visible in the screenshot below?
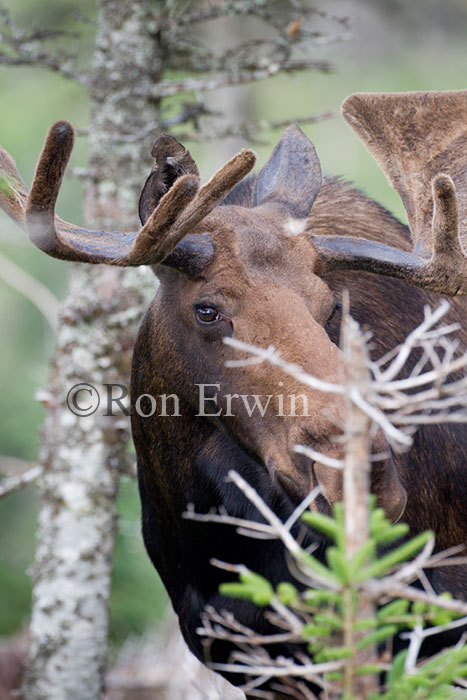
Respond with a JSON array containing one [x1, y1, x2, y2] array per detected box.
[[23, 2, 161, 698], [342, 313, 378, 700]]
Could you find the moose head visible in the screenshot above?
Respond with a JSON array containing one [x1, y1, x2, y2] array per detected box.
[[1, 90, 467, 697], [1, 91, 466, 520]]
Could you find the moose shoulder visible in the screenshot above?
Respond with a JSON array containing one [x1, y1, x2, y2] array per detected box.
[[1, 90, 466, 699]]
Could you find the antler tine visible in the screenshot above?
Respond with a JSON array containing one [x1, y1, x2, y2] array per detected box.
[[176, 147, 257, 232], [13, 121, 255, 269], [22, 121, 204, 266], [130, 147, 257, 263], [315, 172, 467, 295], [419, 173, 467, 294], [431, 174, 460, 257], [0, 146, 29, 232], [26, 121, 77, 258], [125, 175, 200, 264]]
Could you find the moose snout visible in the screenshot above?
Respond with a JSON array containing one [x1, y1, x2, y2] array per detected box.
[[287, 423, 406, 522]]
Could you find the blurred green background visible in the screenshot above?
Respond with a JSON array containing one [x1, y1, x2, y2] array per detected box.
[[0, 0, 466, 646]]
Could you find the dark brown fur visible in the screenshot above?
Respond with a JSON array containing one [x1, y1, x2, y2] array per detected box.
[[130, 105, 467, 696], [1, 92, 466, 699], [131, 172, 466, 696]]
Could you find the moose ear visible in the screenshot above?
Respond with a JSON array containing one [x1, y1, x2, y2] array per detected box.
[[252, 124, 322, 217], [138, 134, 199, 225]]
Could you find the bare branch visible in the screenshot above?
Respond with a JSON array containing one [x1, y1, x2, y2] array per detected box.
[[105, 59, 334, 111], [226, 470, 337, 589], [0, 464, 43, 499], [401, 616, 467, 672], [224, 338, 344, 394], [197, 607, 297, 646], [225, 301, 467, 453], [173, 111, 335, 144], [294, 445, 343, 470], [364, 580, 467, 615], [0, 252, 59, 331], [210, 659, 343, 679], [0, 6, 86, 83], [162, 0, 350, 37], [184, 503, 282, 541], [153, 60, 334, 97], [375, 301, 452, 381]]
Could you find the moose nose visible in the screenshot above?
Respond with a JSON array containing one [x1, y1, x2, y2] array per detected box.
[[288, 422, 399, 510]]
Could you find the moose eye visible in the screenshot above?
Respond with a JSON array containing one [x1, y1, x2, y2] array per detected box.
[[195, 305, 221, 324]]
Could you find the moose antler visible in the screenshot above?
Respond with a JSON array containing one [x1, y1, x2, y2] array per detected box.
[[313, 90, 467, 295], [0, 121, 256, 271]]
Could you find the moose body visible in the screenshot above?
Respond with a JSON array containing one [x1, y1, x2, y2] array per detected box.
[[1, 90, 467, 698], [132, 176, 467, 679]]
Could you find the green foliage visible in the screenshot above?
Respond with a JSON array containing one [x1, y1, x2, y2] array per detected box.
[[277, 582, 299, 606], [0, 488, 36, 635], [220, 569, 274, 607], [219, 500, 466, 698], [373, 646, 467, 700]]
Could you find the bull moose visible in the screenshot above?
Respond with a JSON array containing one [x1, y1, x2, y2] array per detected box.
[[1, 90, 466, 698]]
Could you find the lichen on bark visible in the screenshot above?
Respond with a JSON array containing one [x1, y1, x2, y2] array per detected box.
[[23, 2, 162, 698]]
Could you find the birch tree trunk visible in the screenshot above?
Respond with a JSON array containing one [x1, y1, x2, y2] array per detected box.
[[23, 2, 161, 697]]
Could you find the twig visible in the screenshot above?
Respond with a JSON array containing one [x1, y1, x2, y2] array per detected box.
[[224, 339, 344, 395], [226, 470, 338, 589], [110, 59, 335, 106], [0, 7, 86, 83], [376, 301, 452, 382], [173, 111, 335, 144], [293, 445, 343, 470], [184, 503, 284, 541], [0, 464, 43, 499], [364, 580, 467, 615], [210, 659, 343, 679], [0, 252, 59, 331], [402, 616, 467, 672]]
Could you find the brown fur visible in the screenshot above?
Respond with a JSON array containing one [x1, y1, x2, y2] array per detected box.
[[132, 170, 466, 695], [138, 133, 200, 225], [1, 92, 466, 699]]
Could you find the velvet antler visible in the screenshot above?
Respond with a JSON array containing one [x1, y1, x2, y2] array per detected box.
[[0, 121, 256, 272], [313, 90, 467, 296]]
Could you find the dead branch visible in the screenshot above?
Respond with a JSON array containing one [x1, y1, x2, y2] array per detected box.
[[173, 111, 335, 144], [0, 464, 43, 499], [148, 60, 334, 100], [0, 6, 85, 83], [0, 252, 59, 331], [401, 616, 467, 673], [192, 302, 467, 697], [224, 301, 467, 453]]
